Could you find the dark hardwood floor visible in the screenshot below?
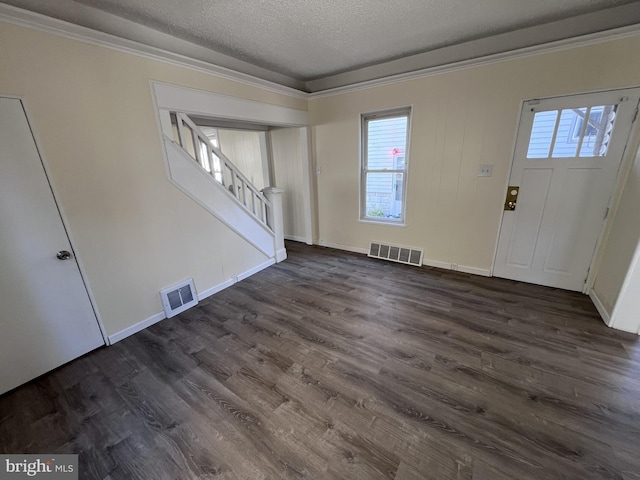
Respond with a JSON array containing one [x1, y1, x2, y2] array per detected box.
[[1, 241, 640, 479]]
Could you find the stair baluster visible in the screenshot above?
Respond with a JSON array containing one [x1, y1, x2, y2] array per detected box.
[[170, 112, 273, 232]]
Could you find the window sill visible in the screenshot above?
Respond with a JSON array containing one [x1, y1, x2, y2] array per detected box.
[[359, 218, 406, 227]]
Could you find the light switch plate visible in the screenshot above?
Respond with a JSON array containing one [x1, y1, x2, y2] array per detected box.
[[478, 164, 493, 177]]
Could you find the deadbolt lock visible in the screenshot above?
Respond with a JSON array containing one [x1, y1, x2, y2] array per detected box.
[[504, 186, 519, 211]]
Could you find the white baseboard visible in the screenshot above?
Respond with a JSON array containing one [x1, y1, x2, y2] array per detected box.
[[197, 279, 235, 301], [276, 248, 288, 262], [107, 258, 276, 344], [421, 258, 451, 270], [588, 288, 612, 326], [108, 311, 166, 345], [458, 265, 492, 277], [317, 241, 491, 276], [606, 322, 640, 334], [285, 235, 307, 243], [318, 240, 369, 255], [422, 257, 491, 276], [237, 258, 276, 281]]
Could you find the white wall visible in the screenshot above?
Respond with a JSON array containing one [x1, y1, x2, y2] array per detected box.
[[592, 142, 640, 328], [0, 20, 306, 338], [309, 34, 640, 276], [218, 129, 267, 191], [271, 128, 312, 243], [3, 16, 640, 337], [609, 240, 640, 334]]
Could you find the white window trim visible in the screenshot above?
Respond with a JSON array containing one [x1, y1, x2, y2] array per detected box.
[[359, 106, 412, 225]]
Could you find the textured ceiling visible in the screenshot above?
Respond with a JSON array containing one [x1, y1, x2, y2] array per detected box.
[[2, 0, 640, 91]]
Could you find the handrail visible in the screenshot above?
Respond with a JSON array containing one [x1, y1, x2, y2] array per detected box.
[[169, 112, 272, 230]]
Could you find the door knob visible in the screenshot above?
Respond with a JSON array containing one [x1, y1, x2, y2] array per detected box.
[[56, 250, 72, 260]]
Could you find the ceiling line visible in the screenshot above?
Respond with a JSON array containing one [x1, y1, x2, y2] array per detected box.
[[0, 3, 308, 99], [1, 3, 639, 98], [308, 23, 640, 99]]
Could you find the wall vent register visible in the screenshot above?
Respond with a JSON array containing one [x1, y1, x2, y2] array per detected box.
[[368, 242, 423, 267], [160, 278, 198, 318]]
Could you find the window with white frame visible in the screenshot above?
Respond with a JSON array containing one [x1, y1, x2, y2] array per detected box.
[[361, 108, 411, 223]]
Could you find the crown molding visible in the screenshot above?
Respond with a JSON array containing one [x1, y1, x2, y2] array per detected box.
[[308, 22, 640, 99], [306, 3, 640, 94], [0, 3, 308, 99], [1, 2, 639, 99]]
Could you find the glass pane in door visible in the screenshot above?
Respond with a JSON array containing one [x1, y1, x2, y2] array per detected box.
[[551, 109, 581, 158], [527, 110, 558, 158], [579, 105, 617, 157]]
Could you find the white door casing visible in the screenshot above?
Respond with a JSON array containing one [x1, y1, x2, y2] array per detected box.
[[494, 89, 640, 291], [0, 97, 104, 395]]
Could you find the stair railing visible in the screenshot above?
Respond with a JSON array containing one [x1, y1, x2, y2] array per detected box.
[[168, 111, 272, 230]]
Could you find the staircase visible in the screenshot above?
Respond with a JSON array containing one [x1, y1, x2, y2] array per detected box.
[[157, 109, 286, 262]]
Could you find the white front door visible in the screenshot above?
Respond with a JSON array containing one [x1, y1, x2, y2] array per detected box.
[[0, 97, 104, 395], [494, 89, 640, 291]]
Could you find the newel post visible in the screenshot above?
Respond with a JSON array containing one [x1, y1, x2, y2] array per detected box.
[[262, 187, 287, 262]]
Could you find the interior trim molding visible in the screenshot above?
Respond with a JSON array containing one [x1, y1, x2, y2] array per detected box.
[[422, 258, 491, 277], [0, 3, 307, 99], [588, 288, 612, 327], [108, 311, 166, 345], [108, 258, 276, 344], [421, 258, 451, 270], [457, 265, 492, 278], [2, 3, 640, 97], [317, 240, 369, 255], [308, 24, 640, 98], [285, 235, 308, 243], [237, 258, 277, 282], [318, 240, 492, 277], [152, 81, 308, 126], [197, 279, 235, 302]]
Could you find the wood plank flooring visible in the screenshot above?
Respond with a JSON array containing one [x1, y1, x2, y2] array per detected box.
[[1, 241, 640, 479]]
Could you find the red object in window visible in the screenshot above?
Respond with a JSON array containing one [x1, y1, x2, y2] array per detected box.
[[392, 148, 401, 156]]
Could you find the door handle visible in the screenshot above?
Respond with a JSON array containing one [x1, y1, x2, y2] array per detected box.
[[56, 250, 72, 260], [504, 186, 520, 211]]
